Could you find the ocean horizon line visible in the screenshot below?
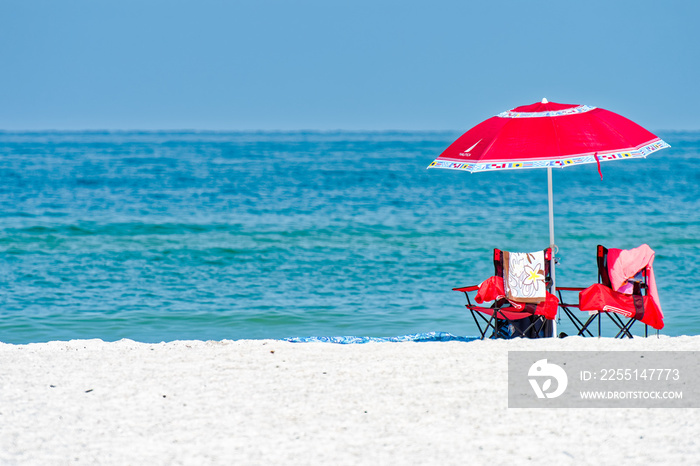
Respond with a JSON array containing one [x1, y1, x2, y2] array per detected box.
[[0, 128, 695, 135], [0, 128, 464, 135]]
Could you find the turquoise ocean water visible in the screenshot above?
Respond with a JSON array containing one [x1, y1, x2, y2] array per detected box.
[[1, 131, 698, 343]]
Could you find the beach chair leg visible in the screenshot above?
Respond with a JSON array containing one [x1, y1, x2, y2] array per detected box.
[[561, 307, 593, 337], [609, 313, 635, 338], [576, 312, 593, 337], [509, 322, 526, 338], [469, 308, 486, 339], [531, 317, 548, 338], [470, 308, 497, 340], [509, 317, 538, 339], [609, 313, 624, 338], [619, 316, 635, 339], [613, 324, 634, 339], [533, 317, 545, 338], [486, 312, 500, 339], [494, 314, 513, 339], [578, 313, 599, 337]]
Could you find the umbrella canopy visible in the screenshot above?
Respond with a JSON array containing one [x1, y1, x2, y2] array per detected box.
[[429, 99, 669, 172], [428, 99, 670, 333]]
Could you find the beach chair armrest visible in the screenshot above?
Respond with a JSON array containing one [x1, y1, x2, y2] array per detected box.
[[453, 285, 479, 293], [556, 286, 585, 309]]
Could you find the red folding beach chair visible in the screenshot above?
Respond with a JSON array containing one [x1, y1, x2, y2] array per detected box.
[[557, 245, 664, 338], [453, 248, 558, 339]]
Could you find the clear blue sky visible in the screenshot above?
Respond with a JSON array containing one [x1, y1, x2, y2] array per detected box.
[[1, 0, 697, 131]]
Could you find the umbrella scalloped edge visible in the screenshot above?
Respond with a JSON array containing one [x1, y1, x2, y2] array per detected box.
[[428, 139, 670, 172], [497, 104, 596, 119]]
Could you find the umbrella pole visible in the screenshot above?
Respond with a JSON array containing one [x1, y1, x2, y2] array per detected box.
[[547, 167, 557, 337]]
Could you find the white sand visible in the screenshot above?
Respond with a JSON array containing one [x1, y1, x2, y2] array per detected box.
[[1, 336, 699, 465]]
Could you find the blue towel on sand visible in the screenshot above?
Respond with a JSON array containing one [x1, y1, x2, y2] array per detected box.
[[284, 331, 476, 344]]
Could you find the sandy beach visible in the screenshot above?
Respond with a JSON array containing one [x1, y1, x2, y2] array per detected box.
[[1, 336, 699, 465]]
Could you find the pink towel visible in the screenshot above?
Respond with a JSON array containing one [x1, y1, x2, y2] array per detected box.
[[607, 244, 663, 319]]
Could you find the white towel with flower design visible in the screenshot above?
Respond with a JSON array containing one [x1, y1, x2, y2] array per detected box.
[[503, 250, 547, 303]]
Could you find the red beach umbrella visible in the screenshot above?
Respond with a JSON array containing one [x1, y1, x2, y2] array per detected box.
[[429, 99, 668, 174], [428, 99, 670, 325]]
